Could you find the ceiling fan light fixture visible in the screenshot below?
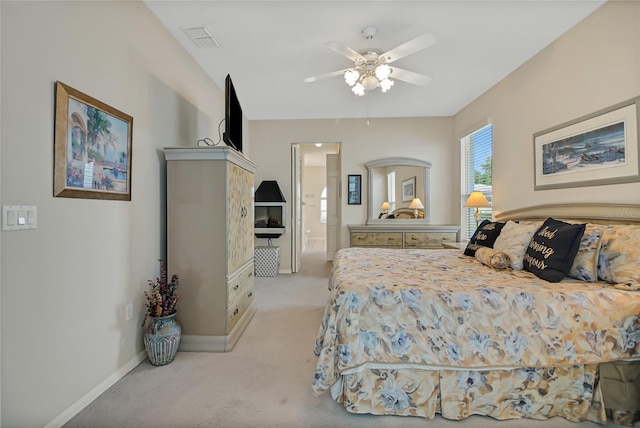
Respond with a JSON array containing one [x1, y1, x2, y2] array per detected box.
[[379, 78, 394, 92], [305, 26, 434, 96], [375, 64, 391, 80], [344, 69, 359, 86], [362, 74, 379, 91]]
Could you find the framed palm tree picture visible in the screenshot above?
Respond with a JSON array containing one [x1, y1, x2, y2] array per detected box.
[[54, 81, 133, 200]]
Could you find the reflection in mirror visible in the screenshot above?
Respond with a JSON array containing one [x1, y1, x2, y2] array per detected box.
[[365, 157, 432, 224]]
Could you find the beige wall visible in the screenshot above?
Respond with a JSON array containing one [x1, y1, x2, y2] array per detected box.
[[2, 0, 638, 426], [1, 2, 226, 426], [250, 117, 456, 270], [454, 0, 640, 216]]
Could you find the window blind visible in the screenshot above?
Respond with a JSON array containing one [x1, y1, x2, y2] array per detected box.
[[460, 124, 493, 240], [387, 171, 396, 212]]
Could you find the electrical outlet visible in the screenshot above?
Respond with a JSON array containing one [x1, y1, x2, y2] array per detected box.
[[125, 303, 133, 321]]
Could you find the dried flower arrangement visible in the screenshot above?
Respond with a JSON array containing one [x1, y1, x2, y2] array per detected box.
[[143, 259, 179, 326]]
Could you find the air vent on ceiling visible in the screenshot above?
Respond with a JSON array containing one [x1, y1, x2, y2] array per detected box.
[[181, 26, 220, 48]]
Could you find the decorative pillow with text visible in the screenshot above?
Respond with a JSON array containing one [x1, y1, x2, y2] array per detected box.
[[524, 218, 585, 282], [464, 220, 506, 257]]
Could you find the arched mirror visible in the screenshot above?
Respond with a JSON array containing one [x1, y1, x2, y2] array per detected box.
[[365, 157, 432, 224]]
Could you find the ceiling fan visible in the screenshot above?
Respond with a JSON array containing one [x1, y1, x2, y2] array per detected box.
[[304, 26, 436, 96]]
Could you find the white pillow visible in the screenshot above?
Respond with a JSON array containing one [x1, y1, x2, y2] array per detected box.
[[493, 220, 540, 270]]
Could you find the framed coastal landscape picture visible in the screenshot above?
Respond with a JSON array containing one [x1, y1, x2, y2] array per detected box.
[[534, 96, 640, 190]]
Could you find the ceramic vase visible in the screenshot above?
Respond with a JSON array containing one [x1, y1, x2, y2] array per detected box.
[[144, 313, 181, 366]]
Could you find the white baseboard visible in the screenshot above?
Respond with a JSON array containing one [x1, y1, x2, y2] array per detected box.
[[46, 303, 259, 426], [179, 302, 257, 352], [179, 334, 229, 352], [45, 350, 147, 428]]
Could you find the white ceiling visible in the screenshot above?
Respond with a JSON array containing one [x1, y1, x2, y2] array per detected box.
[[144, 1, 606, 121]]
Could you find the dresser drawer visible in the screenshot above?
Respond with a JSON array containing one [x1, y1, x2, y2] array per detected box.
[[231, 287, 254, 331], [404, 232, 456, 249], [351, 232, 403, 247], [227, 262, 254, 332]]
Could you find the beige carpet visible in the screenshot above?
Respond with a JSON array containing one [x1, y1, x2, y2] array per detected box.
[[65, 249, 617, 428]]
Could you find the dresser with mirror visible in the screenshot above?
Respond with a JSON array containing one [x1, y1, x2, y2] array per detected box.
[[348, 156, 459, 249]]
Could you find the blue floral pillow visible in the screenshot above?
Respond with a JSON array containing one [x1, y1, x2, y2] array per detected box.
[[598, 225, 640, 290], [568, 223, 604, 282]]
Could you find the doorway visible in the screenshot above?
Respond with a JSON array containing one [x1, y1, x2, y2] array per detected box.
[[291, 142, 341, 273]]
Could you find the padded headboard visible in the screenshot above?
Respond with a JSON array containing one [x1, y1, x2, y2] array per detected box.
[[494, 203, 640, 225]]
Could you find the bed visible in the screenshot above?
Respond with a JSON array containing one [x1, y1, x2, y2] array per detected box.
[[312, 204, 640, 425]]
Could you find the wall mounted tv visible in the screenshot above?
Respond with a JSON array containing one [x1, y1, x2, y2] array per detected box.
[[223, 74, 243, 153]]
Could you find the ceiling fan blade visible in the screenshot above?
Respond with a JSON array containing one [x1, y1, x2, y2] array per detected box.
[[325, 41, 366, 62], [304, 68, 350, 83], [390, 67, 432, 86], [381, 33, 437, 64]]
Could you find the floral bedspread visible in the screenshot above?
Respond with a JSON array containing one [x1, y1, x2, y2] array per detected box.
[[313, 248, 640, 396]]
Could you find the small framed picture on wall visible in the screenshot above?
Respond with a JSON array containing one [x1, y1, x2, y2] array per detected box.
[[347, 174, 361, 205], [402, 176, 416, 202]]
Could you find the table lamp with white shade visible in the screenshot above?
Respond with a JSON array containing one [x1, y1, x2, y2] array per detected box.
[[409, 198, 424, 219], [464, 191, 490, 227]]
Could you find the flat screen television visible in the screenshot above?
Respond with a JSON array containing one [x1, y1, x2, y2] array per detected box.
[[222, 74, 243, 152]]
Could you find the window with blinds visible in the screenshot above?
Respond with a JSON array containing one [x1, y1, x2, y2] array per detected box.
[[387, 171, 396, 212], [460, 124, 493, 241]]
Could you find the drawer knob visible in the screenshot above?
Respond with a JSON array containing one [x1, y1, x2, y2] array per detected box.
[[234, 308, 239, 315], [233, 285, 239, 290], [248, 292, 253, 298]]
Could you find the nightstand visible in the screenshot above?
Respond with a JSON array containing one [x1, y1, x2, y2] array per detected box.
[[441, 241, 468, 250]]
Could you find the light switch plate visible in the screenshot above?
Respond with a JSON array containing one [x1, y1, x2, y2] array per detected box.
[[3, 206, 37, 231]]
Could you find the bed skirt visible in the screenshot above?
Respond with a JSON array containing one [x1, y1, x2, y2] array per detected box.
[[600, 361, 640, 426], [331, 365, 623, 424]]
